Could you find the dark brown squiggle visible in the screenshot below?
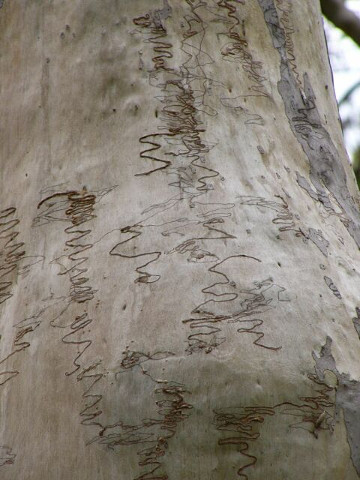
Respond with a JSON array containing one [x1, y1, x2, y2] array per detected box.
[[0, 208, 33, 389], [275, 0, 301, 86], [92, 349, 192, 480], [184, 256, 285, 354], [238, 195, 299, 233], [214, 406, 275, 479], [214, 371, 335, 479], [0, 208, 25, 305], [36, 188, 109, 433], [36, 186, 192, 480], [238, 194, 332, 256], [118, 0, 235, 284], [134, 6, 174, 177], [0, 314, 41, 387], [217, 0, 268, 98]]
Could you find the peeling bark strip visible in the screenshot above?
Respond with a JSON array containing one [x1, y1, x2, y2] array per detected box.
[[257, 0, 360, 249], [313, 337, 360, 475]]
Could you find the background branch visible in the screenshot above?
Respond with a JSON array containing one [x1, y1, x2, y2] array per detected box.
[[321, 0, 360, 46]]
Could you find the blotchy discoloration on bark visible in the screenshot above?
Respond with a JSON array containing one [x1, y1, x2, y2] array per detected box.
[[296, 171, 321, 202], [307, 228, 329, 256], [0, 446, 15, 467], [258, 0, 360, 249], [353, 308, 360, 337], [299, 227, 330, 257], [324, 275, 342, 299], [314, 337, 360, 476]]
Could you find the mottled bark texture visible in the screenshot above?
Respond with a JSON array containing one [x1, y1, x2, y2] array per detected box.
[[0, 1, 360, 479]]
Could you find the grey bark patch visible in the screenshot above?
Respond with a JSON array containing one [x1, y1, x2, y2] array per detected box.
[[304, 228, 329, 256], [313, 337, 360, 476], [353, 308, 360, 338], [324, 275, 342, 299], [296, 171, 319, 202], [258, 0, 360, 249], [0, 445, 15, 466], [152, 0, 172, 27], [313, 337, 337, 378], [337, 380, 360, 476]]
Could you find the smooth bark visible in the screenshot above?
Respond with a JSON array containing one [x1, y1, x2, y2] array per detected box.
[[0, 1, 359, 479]]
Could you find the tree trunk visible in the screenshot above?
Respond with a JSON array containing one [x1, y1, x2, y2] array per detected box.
[[1, 1, 360, 478]]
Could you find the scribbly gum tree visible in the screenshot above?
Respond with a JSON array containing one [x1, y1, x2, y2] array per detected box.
[[0, 0, 360, 478]]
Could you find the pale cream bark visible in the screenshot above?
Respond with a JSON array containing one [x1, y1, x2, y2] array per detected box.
[[0, 1, 360, 479]]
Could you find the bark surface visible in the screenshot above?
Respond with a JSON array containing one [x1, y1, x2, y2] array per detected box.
[[0, 1, 360, 479]]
